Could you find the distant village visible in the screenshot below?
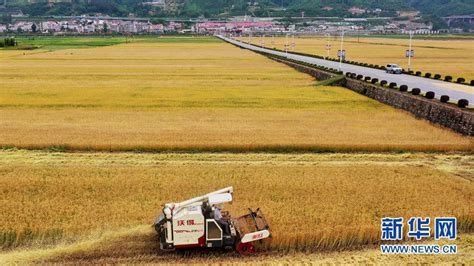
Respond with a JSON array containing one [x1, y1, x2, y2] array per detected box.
[[0, 18, 184, 34], [0, 16, 446, 36], [0, 0, 473, 36], [1, 5, 472, 36]]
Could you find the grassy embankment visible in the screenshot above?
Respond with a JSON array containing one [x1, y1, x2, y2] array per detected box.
[[0, 36, 222, 51]]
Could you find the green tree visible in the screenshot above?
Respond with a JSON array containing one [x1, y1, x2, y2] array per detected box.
[[0, 14, 12, 24], [1, 37, 17, 47]]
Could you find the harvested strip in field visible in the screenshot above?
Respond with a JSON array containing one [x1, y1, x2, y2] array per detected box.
[[1, 151, 472, 252], [3, 226, 473, 264], [0, 38, 472, 152]]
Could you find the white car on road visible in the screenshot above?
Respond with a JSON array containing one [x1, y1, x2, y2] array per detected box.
[[386, 64, 403, 74]]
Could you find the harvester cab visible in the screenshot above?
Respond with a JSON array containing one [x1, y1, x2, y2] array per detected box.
[[154, 187, 271, 254]]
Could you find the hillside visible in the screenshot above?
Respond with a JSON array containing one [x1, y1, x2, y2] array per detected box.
[[407, 0, 474, 17], [4, 0, 474, 23]]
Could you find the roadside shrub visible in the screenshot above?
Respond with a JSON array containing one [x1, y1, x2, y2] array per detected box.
[[380, 80, 388, 86], [364, 76, 371, 81], [375, 65, 380, 69], [444, 76, 452, 82], [440, 95, 450, 103], [371, 78, 379, 84], [425, 91, 435, 99], [434, 74, 441, 79], [351, 73, 357, 78], [399, 85, 408, 92], [470, 80, 474, 86], [346, 72, 352, 77], [415, 71, 422, 76], [408, 70, 414, 75], [0, 37, 16, 47], [456, 78, 465, 83], [356, 74, 363, 80], [411, 88, 421, 95], [425, 73, 432, 78], [458, 99, 469, 108], [389, 82, 397, 88]]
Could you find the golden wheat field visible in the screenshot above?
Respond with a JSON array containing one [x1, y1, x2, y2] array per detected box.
[[1, 36, 473, 264], [239, 35, 474, 80], [0, 150, 473, 263], [0, 37, 472, 152]]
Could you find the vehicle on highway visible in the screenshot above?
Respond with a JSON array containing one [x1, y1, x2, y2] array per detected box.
[[386, 64, 403, 74]]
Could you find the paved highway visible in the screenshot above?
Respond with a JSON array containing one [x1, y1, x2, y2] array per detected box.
[[218, 35, 474, 106]]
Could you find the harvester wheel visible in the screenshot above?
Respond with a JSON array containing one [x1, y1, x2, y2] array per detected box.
[[236, 242, 255, 255]]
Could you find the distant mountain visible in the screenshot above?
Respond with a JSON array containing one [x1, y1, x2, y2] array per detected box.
[[407, 0, 474, 17], [4, 0, 474, 26], [283, 0, 407, 16]]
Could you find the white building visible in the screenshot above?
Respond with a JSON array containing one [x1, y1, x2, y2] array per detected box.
[[41, 21, 61, 32]]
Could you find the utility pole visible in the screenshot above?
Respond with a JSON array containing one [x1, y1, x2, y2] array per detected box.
[[325, 33, 331, 59], [407, 31, 414, 71], [271, 35, 275, 49], [291, 34, 295, 51], [338, 29, 344, 71], [357, 26, 360, 43], [285, 33, 289, 57]]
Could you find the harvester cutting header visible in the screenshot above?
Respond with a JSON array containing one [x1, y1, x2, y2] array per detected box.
[[154, 187, 271, 254]]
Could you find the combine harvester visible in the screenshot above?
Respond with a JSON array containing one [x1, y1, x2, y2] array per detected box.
[[154, 187, 271, 254]]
